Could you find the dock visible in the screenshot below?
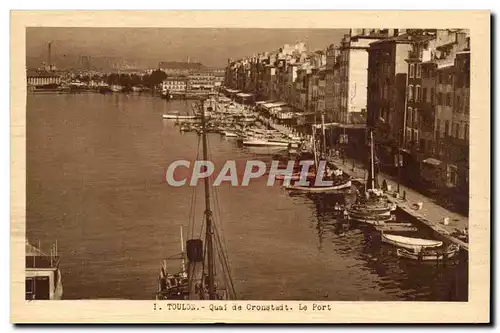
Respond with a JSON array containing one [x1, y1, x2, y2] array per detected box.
[[327, 155, 469, 252]]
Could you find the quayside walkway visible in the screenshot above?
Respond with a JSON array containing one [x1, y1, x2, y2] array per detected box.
[[327, 155, 469, 251]]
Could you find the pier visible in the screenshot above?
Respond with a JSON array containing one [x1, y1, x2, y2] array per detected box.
[[326, 154, 469, 251]]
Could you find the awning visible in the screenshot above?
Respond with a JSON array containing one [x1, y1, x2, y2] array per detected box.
[[423, 158, 442, 166], [254, 101, 268, 105], [225, 88, 240, 93]]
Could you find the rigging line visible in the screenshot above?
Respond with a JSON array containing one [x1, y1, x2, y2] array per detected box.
[[212, 221, 234, 282], [214, 241, 235, 300], [189, 136, 202, 239], [214, 238, 235, 299], [211, 182, 230, 258], [205, 135, 230, 257], [212, 223, 236, 298]]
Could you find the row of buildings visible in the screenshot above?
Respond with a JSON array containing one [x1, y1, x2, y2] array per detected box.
[[224, 28, 470, 205], [161, 69, 225, 96]]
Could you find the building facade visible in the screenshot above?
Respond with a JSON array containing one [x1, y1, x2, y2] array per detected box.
[[188, 71, 215, 92], [27, 70, 62, 86], [161, 76, 188, 93]]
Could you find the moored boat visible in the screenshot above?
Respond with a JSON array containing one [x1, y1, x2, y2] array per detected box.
[[25, 240, 63, 300], [396, 244, 460, 261], [163, 114, 199, 120], [283, 180, 352, 193], [222, 131, 238, 137], [243, 138, 290, 147], [374, 223, 418, 232], [381, 232, 443, 251], [346, 127, 396, 224]]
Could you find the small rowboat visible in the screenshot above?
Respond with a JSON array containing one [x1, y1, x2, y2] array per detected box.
[[382, 233, 443, 251], [283, 180, 351, 193], [163, 114, 199, 120], [275, 173, 302, 181], [374, 223, 418, 232], [347, 211, 393, 225], [396, 244, 460, 261]]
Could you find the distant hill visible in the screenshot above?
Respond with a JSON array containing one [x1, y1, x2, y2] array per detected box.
[[158, 61, 205, 71]]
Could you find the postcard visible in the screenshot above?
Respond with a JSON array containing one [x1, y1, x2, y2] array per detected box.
[[10, 10, 490, 323]]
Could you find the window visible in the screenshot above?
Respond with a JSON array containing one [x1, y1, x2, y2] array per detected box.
[[423, 87, 428, 102], [431, 88, 435, 104], [414, 109, 419, 128], [464, 124, 469, 141], [437, 92, 442, 105], [407, 107, 413, 127], [455, 123, 460, 138], [415, 85, 421, 101], [447, 92, 452, 107], [408, 85, 414, 101], [436, 119, 441, 138], [416, 63, 422, 78], [445, 120, 450, 136], [409, 64, 415, 78], [26, 278, 33, 294]]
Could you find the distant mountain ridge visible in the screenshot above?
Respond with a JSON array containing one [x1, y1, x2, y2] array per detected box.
[[158, 61, 205, 71]]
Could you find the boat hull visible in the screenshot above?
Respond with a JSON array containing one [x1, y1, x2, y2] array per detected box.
[[283, 180, 351, 193], [382, 233, 443, 251], [243, 138, 290, 147], [396, 245, 460, 261], [163, 114, 199, 120]]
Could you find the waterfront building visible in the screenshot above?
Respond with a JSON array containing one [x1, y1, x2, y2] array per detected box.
[[161, 75, 188, 94], [27, 69, 62, 87], [188, 70, 215, 93], [447, 46, 470, 204], [367, 30, 426, 174], [338, 29, 395, 126]]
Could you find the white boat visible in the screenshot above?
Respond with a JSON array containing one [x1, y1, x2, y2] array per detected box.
[[163, 114, 199, 120], [242, 139, 290, 147], [26, 240, 63, 300], [283, 180, 352, 193], [222, 131, 238, 137], [396, 244, 460, 261], [382, 233, 443, 251]]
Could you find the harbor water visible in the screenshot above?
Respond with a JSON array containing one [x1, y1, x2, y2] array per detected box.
[[26, 93, 468, 301]]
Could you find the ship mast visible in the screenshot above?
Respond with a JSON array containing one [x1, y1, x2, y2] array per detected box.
[[321, 112, 326, 159], [200, 97, 216, 300], [366, 128, 376, 191]]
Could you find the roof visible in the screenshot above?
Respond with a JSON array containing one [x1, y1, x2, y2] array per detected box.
[[26, 69, 60, 78], [369, 33, 435, 46]]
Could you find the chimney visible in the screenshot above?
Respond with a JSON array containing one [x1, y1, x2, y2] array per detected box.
[[48, 41, 52, 71]]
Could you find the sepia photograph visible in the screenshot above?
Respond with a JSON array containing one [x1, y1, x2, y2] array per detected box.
[[11, 10, 490, 323]]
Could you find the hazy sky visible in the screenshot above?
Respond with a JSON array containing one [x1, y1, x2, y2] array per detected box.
[[26, 27, 347, 69]]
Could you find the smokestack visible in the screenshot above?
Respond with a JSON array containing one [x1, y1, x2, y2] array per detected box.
[[48, 41, 52, 71]]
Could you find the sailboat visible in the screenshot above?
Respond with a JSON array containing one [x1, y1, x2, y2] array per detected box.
[[283, 113, 351, 193], [346, 127, 396, 225], [157, 97, 236, 301]]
